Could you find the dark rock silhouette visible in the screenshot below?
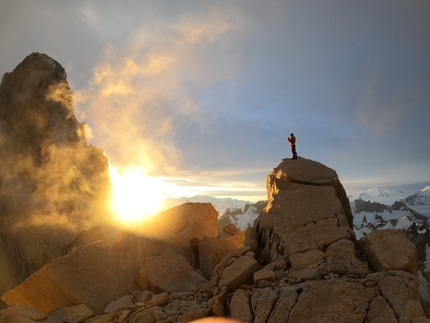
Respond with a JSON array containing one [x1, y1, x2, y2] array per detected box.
[[0, 53, 112, 307]]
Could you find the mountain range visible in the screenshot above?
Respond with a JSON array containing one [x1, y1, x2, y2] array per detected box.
[[160, 186, 430, 235], [348, 186, 430, 237]]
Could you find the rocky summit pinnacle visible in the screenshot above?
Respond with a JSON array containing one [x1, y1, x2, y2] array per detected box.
[[268, 157, 353, 228], [257, 157, 354, 262], [0, 52, 86, 158]]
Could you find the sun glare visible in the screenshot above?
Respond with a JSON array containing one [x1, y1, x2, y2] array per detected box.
[[109, 165, 164, 225]]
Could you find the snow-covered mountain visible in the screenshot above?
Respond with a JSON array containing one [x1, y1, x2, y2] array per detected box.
[[218, 201, 267, 230], [402, 186, 430, 217], [349, 186, 430, 239], [347, 187, 410, 205], [351, 200, 427, 239]]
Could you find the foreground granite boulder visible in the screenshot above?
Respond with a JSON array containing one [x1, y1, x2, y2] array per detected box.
[[1, 241, 137, 315], [359, 228, 418, 275], [198, 230, 246, 279], [136, 248, 209, 293]]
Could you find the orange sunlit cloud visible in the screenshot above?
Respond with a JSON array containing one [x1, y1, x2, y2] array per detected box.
[[73, 11, 263, 222], [75, 13, 244, 172]]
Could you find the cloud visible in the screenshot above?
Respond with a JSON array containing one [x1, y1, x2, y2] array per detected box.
[[173, 15, 239, 44], [357, 67, 405, 137], [76, 7, 247, 175], [45, 81, 75, 116], [78, 48, 187, 174]]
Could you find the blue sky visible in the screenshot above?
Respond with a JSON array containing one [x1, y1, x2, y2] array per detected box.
[[1, 0, 429, 200]]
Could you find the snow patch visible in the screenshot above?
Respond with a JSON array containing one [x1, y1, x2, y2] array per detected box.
[[348, 187, 410, 205]]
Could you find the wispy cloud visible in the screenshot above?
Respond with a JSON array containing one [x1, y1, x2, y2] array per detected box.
[[76, 7, 246, 176], [357, 67, 406, 137]]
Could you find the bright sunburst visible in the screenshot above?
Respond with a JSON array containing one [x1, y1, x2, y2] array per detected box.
[[109, 165, 164, 224]]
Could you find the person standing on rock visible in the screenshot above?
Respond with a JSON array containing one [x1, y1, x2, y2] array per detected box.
[[287, 133, 297, 159]]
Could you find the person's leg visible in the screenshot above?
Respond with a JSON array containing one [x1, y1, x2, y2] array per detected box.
[[292, 145, 297, 159]]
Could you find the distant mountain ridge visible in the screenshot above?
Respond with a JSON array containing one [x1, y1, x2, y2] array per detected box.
[[403, 185, 430, 204], [402, 186, 430, 217], [347, 187, 410, 205], [349, 186, 430, 238], [160, 195, 266, 231], [160, 186, 430, 230], [161, 195, 254, 214]]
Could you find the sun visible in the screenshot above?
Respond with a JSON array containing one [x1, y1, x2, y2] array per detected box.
[[109, 165, 165, 225]]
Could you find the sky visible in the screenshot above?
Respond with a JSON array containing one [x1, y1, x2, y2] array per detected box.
[[1, 0, 429, 202]]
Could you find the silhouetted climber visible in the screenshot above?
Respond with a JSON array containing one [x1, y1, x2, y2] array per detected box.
[[287, 133, 297, 159]]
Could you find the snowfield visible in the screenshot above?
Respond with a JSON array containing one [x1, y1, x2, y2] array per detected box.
[[350, 186, 430, 239]]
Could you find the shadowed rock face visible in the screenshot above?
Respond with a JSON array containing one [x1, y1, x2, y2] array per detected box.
[[1, 241, 137, 315], [0, 52, 86, 160], [0, 53, 112, 306], [136, 248, 209, 294], [1, 202, 220, 315]]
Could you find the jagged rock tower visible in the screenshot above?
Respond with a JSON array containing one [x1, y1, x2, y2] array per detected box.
[[0, 53, 112, 305]]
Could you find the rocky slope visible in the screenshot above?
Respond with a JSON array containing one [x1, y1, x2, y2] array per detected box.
[[1, 157, 429, 323], [0, 53, 112, 306]]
